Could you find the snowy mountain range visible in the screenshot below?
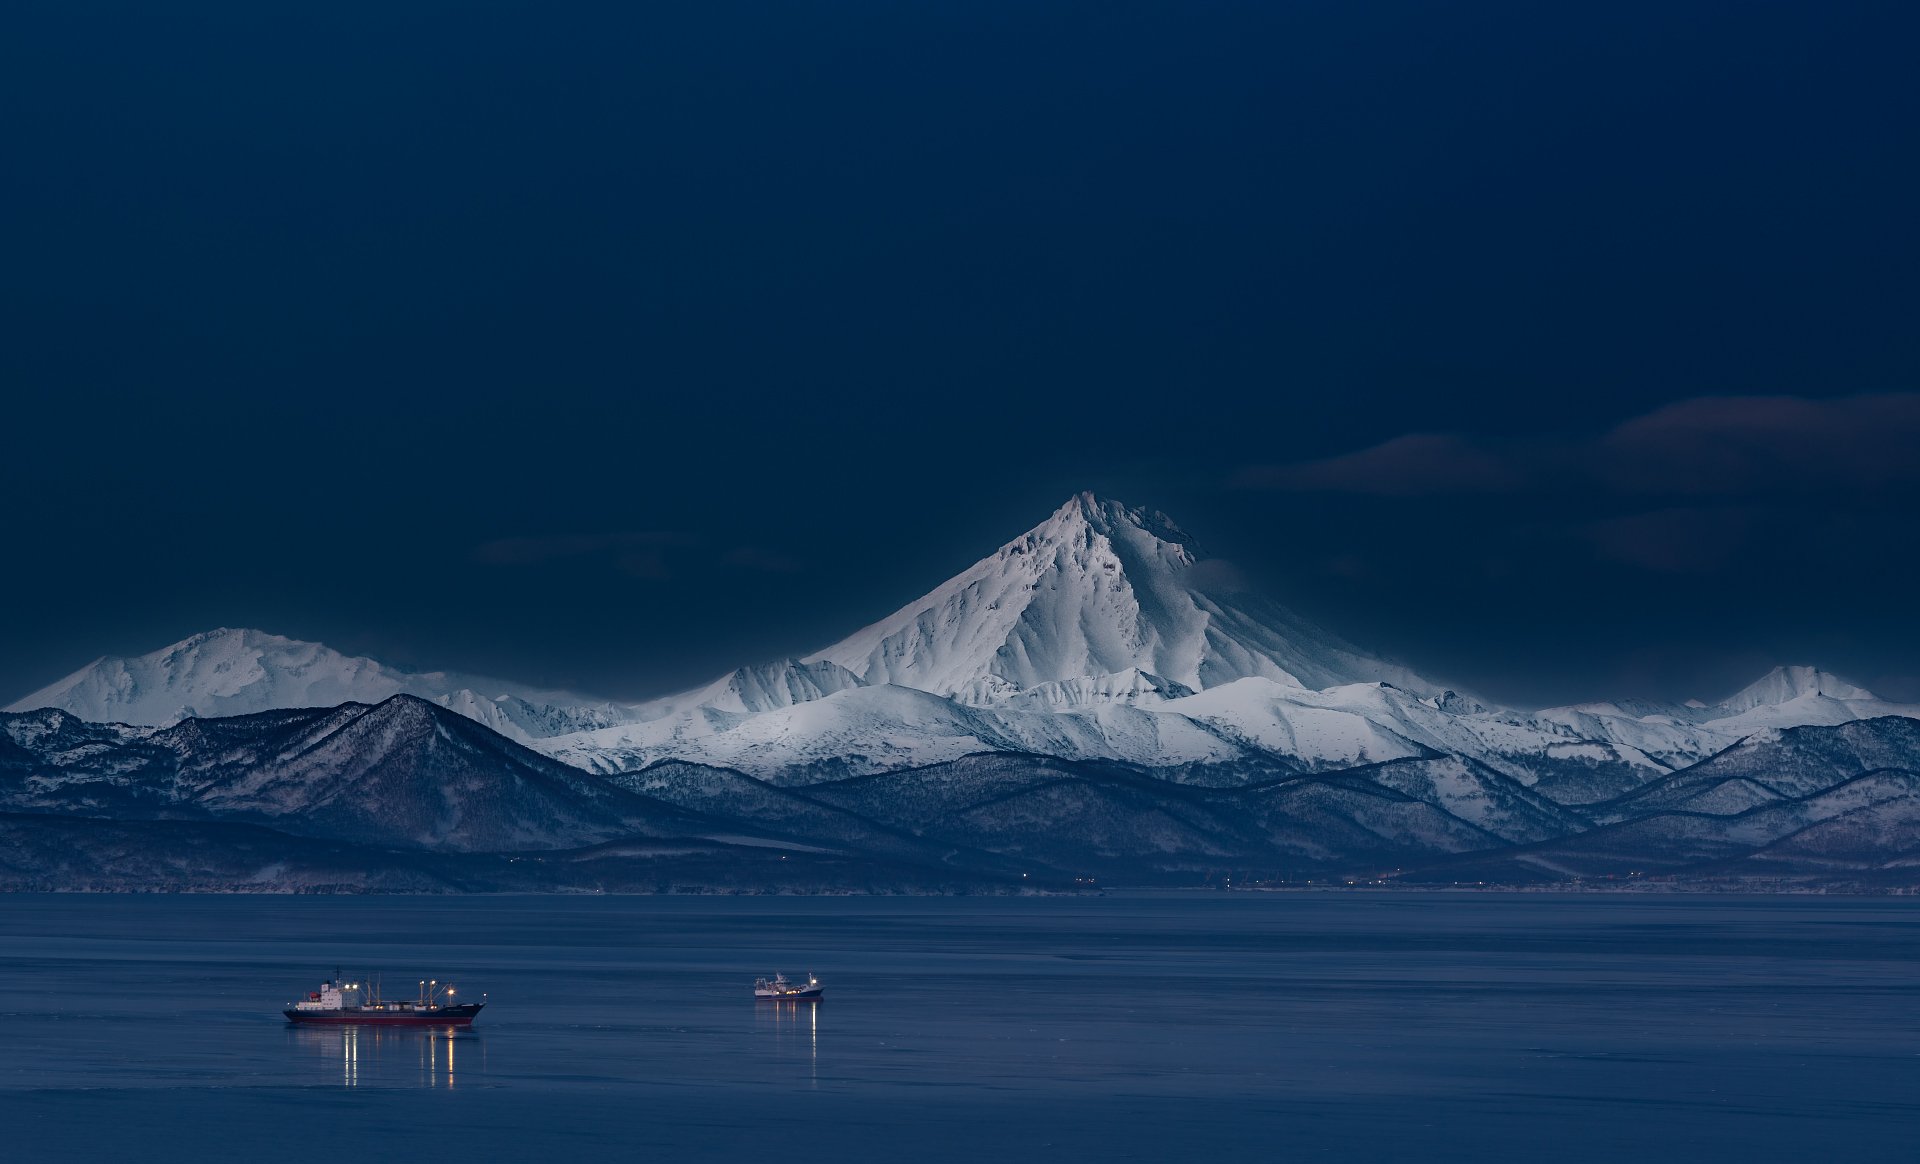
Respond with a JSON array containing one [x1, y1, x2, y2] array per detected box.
[[7, 494, 1920, 890], [0, 697, 1003, 892], [11, 494, 1918, 799], [9, 698, 1920, 891], [6, 626, 638, 742]]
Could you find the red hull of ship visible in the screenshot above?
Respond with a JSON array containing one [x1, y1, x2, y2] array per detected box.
[[284, 1003, 483, 1026], [285, 1013, 478, 1026]]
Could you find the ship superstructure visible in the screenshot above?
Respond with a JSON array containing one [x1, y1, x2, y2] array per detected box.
[[754, 972, 823, 1001]]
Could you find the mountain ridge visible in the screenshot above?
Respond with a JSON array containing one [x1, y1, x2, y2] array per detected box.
[[5, 627, 644, 742], [10, 698, 1920, 890], [0, 693, 707, 852], [10, 497, 1918, 793]]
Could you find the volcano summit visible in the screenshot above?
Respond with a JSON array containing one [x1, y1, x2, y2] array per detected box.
[[808, 492, 1436, 700]]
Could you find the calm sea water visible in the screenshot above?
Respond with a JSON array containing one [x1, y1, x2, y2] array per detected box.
[[5, 892, 1919, 1162]]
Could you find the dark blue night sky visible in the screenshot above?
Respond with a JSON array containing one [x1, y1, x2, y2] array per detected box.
[[4, 2, 1917, 706]]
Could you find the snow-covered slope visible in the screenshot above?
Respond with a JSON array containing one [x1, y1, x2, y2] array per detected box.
[[650, 658, 868, 717], [1536, 667, 1920, 769], [5, 628, 641, 742], [807, 492, 1437, 699], [1396, 717, 1920, 885], [543, 672, 1690, 793], [1698, 666, 1911, 732], [543, 682, 1249, 783]]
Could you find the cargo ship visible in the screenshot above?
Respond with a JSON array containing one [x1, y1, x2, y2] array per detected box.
[[754, 972, 823, 1001], [283, 973, 484, 1026]]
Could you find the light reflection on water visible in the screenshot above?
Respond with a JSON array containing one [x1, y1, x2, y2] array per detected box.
[[754, 998, 820, 1087], [292, 995, 824, 1092], [287, 1024, 474, 1090], [293, 996, 819, 1091]]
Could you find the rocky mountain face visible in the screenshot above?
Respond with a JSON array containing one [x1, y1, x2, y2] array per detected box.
[[9, 699, 1920, 891], [0, 697, 1034, 891], [1389, 718, 1920, 887], [0, 697, 708, 852]]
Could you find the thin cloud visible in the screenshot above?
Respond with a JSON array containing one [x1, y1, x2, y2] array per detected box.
[[1236, 393, 1920, 499], [1235, 433, 1523, 495], [1598, 394, 1920, 495]]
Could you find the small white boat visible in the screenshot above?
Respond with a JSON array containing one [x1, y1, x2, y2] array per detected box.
[[753, 972, 823, 1001]]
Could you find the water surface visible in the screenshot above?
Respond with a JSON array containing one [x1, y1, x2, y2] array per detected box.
[[5, 892, 1918, 1162]]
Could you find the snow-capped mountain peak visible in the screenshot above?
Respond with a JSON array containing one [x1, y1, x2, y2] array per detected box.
[[1695, 665, 1907, 734], [1711, 665, 1875, 713], [806, 492, 1436, 701], [4, 627, 642, 741], [8, 628, 407, 726], [678, 659, 869, 716]]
